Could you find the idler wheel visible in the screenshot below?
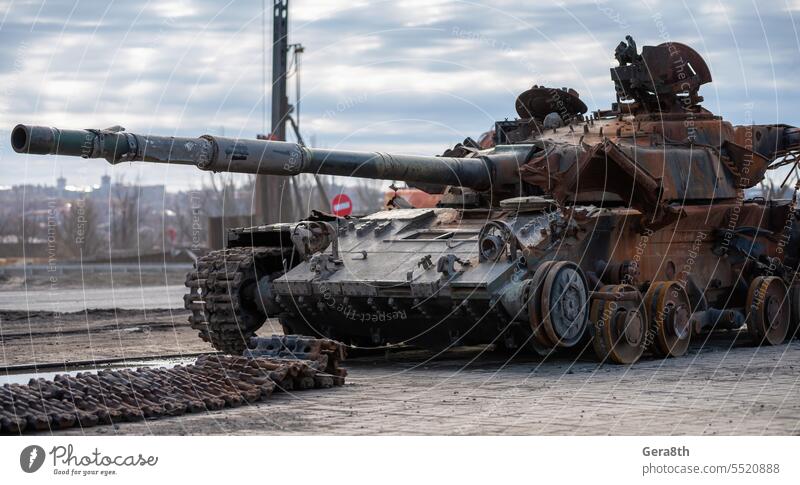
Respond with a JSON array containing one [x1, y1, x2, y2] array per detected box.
[[541, 261, 589, 348], [644, 281, 692, 358], [746, 276, 790, 345], [591, 284, 646, 364]]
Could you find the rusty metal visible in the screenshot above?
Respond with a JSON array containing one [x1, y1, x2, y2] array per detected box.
[[589, 290, 641, 302], [591, 285, 646, 364], [612, 36, 712, 113], [246, 335, 347, 386], [597, 260, 640, 285], [515, 85, 587, 121], [527, 261, 558, 350], [644, 282, 692, 358], [791, 285, 800, 339], [746, 277, 790, 346], [1, 338, 346, 434]]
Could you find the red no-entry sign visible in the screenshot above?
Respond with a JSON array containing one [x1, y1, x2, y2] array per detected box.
[[331, 193, 353, 216]]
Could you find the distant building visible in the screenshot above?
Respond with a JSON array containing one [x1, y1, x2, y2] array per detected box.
[[99, 174, 111, 197], [56, 174, 66, 197]]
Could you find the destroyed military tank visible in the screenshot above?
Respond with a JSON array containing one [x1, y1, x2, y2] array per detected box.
[[12, 37, 800, 364]]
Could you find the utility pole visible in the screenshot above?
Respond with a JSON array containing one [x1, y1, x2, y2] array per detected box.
[[256, 0, 291, 224]]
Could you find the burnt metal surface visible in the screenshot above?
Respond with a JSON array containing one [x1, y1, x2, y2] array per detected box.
[[515, 85, 587, 121], [10, 36, 800, 365], [0, 336, 346, 434], [644, 282, 692, 357], [746, 276, 791, 345], [611, 36, 712, 113], [591, 284, 647, 364]]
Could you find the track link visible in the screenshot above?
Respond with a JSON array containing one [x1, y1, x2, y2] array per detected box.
[[1, 347, 347, 434], [184, 246, 290, 355]]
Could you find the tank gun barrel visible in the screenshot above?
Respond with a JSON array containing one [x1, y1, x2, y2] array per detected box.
[[11, 124, 495, 191]]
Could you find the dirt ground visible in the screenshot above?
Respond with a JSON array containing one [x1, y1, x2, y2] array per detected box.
[[2, 309, 799, 435], [0, 269, 188, 290], [1, 309, 205, 365]]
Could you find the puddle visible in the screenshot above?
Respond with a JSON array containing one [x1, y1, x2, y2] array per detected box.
[[1, 357, 198, 386]]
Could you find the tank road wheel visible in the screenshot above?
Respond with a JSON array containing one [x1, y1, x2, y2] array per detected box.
[[644, 281, 692, 358], [184, 247, 287, 355], [746, 276, 790, 346], [591, 284, 646, 364], [790, 284, 800, 340], [541, 261, 589, 348], [528, 261, 558, 350]]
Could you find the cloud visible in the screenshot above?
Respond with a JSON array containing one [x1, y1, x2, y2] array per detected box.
[[0, 0, 798, 190]]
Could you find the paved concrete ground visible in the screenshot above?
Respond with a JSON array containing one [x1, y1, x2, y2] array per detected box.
[[26, 330, 800, 436], [3, 307, 798, 435]]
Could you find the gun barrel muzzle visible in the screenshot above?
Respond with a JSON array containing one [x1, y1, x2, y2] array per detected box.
[[12, 124, 93, 157]]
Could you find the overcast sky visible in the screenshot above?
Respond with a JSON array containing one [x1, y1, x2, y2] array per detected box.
[[0, 0, 799, 191]]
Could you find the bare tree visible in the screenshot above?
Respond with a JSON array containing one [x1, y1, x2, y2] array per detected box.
[[58, 198, 101, 258], [0, 209, 12, 239], [111, 183, 139, 250], [352, 178, 384, 214], [173, 206, 196, 247], [202, 173, 240, 217], [21, 212, 41, 244]]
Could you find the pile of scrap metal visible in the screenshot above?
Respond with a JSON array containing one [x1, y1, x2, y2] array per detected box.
[[0, 335, 346, 434], [245, 334, 347, 385]]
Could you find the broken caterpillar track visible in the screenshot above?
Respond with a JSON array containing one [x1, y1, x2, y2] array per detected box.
[[247, 334, 348, 384], [184, 246, 291, 354], [1, 337, 347, 434]]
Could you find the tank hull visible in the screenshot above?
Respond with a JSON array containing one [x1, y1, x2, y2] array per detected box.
[[258, 200, 797, 355]]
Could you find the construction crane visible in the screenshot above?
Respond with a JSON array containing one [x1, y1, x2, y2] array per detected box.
[[256, 0, 326, 223]]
